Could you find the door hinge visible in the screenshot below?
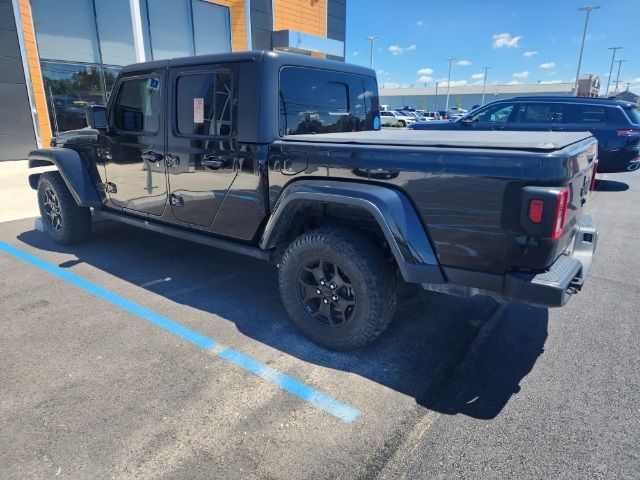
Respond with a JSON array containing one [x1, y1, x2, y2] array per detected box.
[[170, 193, 184, 207], [97, 182, 117, 193], [166, 154, 180, 167]]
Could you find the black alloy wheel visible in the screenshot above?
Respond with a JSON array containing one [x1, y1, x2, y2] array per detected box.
[[296, 258, 356, 327]]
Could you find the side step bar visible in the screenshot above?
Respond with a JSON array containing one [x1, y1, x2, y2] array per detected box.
[[97, 210, 272, 261]]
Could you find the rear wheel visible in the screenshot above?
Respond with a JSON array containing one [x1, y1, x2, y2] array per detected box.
[[279, 227, 397, 351], [37, 172, 91, 245]]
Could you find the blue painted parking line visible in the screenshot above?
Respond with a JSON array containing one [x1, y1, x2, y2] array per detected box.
[[0, 240, 360, 423]]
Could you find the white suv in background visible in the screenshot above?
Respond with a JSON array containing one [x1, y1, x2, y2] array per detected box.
[[380, 110, 415, 127]]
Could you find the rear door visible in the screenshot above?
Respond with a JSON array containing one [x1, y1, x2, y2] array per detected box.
[[510, 102, 568, 132], [165, 65, 238, 228], [104, 71, 168, 216]]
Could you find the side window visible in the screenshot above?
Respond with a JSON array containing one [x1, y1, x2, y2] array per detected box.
[[279, 67, 379, 135], [472, 103, 515, 123], [571, 105, 607, 124], [113, 77, 161, 132], [176, 71, 233, 137], [515, 103, 565, 124]]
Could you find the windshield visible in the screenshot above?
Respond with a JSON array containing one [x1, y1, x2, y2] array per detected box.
[[624, 106, 640, 125]]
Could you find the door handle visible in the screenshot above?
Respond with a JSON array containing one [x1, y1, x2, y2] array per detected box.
[[202, 155, 226, 169], [142, 150, 163, 162], [550, 127, 564, 131], [493, 125, 505, 130]]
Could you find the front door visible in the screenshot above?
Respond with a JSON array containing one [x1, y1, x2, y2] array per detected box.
[[165, 65, 238, 228], [104, 71, 167, 216]]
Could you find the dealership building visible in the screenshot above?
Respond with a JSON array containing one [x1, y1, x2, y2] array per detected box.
[[0, 0, 346, 160]]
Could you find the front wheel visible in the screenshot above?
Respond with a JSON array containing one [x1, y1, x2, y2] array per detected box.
[[278, 228, 397, 351], [37, 172, 91, 245]]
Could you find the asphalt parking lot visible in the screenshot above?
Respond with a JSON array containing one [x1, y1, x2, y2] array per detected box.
[[1, 171, 639, 479]]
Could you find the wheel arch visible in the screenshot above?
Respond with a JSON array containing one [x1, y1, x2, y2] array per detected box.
[[260, 180, 445, 284], [28, 148, 102, 207]]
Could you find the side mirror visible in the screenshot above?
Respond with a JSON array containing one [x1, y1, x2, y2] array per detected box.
[[86, 104, 108, 130], [461, 116, 474, 125]]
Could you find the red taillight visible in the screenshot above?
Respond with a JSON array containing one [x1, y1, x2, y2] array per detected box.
[[616, 129, 640, 136], [551, 188, 570, 240], [589, 161, 598, 192], [528, 199, 545, 223]]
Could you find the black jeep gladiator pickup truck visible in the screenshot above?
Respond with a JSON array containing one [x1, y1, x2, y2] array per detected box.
[[28, 51, 599, 351]]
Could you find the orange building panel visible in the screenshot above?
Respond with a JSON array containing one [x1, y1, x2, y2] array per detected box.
[[18, 0, 51, 146], [213, 0, 248, 51], [274, 0, 327, 37]]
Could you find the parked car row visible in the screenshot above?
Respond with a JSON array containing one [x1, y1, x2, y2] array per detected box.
[[410, 96, 640, 174]]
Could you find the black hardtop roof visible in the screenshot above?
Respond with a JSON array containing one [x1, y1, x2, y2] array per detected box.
[[497, 95, 637, 108], [120, 50, 376, 77]]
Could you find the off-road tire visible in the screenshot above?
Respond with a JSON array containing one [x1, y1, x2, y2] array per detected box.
[[279, 227, 397, 351], [37, 171, 91, 245]]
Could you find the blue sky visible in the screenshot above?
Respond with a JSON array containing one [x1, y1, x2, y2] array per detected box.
[[344, 0, 640, 94]]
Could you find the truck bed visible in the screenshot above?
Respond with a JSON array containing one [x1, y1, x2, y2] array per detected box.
[[283, 129, 594, 152]]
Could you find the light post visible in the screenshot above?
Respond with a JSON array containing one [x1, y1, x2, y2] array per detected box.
[[481, 66, 491, 106], [614, 59, 627, 92], [434, 82, 439, 111], [445, 57, 455, 111], [574, 6, 600, 96], [367, 36, 378, 69], [606, 47, 622, 95]]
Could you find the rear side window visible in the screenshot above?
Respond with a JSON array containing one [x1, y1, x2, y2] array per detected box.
[[176, 71, 233, 137], [515, 103, 565, 123], [570, 105, 608, 123], [624, 106, 640, 125], [113, 77, 161, 132], [279, 67, 379, 135]]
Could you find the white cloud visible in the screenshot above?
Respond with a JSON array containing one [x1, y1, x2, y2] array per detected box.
[[523, 50, 538, 57], [512, 71, 530, 79], [492, 33, 522, 49], [437, 79, 468, 87], [456, 59, 472, 66], [417, 67, 434, 76], [381, 82, 410, 89], [470, 73, 486, 80], [417, 75, 433, 83], [388, 44, 417, 55], [507, 80, 522, 85], [540, 62, 556, 69], [416, 20, 424, 27], [539, 80, 563, 84]]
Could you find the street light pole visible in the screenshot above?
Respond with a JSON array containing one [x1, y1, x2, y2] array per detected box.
[[445, 57, 455, 111], [606, 46, 622, 95], [481, 66, 491, 106], [574, 6, 600, 96], [367, 36, 378, 69], [614, 59, 627, 92]]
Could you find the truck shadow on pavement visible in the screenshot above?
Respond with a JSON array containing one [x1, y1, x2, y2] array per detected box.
[[594, 179, 629, 192], [18, 221, 548, 420]]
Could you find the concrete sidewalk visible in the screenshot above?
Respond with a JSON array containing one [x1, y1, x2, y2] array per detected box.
[[0, 160, 54, 223]]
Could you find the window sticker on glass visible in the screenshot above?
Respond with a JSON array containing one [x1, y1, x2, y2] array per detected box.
[[148, 78, 159, 90], [194, 97, 204, 124]]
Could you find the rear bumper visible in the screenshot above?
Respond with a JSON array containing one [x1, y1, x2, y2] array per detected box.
[[503, 215, 598, 307]]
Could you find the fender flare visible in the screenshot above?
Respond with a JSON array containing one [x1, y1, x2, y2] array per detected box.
[[260, 180, 445, 284], [28, 148, 102, 208]]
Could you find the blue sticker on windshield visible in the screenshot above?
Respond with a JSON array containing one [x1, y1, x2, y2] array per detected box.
[[373, 115, 381, 130], [148, 78, 159, 90]]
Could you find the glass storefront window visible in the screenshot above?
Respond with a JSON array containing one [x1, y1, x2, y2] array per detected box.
[[192, 0, 231, 55], [31, 0, 100, 63], [94, 0, 137, 66], [146, 0, 193, 60], [41, 62, 105, 134]]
